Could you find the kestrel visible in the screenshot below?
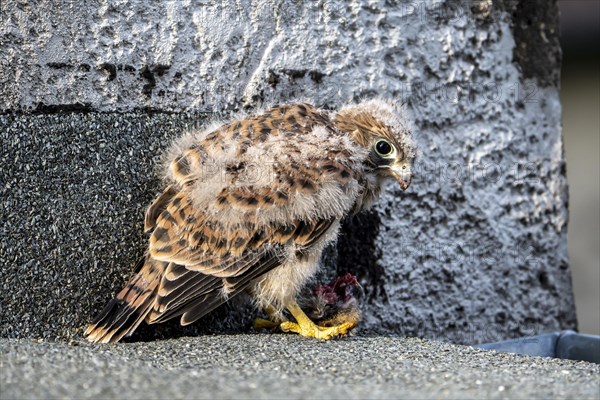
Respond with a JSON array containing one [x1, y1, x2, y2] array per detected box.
[[84, 99, 416, 343]]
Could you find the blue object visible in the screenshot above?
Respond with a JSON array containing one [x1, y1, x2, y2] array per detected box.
[[476, 330, 600, 364]]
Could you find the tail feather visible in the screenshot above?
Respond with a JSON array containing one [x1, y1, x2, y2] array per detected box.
[[85, 258, 164, 343]]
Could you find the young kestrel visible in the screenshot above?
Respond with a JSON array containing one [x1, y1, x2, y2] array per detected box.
[[85, 99, 416, 343]]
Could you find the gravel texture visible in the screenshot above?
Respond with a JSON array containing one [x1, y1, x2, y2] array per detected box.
[[0, 0, 576, 343], [2, 335, 599, 400]]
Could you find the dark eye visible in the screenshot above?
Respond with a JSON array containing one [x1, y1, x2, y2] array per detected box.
[[374, 140, 394, 157]]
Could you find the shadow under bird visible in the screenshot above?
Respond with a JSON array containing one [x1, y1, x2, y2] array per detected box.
[[85, 99, 416, 343]]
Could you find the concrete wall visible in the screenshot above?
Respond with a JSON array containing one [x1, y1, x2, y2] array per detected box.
[[0, 0, 576, 344]]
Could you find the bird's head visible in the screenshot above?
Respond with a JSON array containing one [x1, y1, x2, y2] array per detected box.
[[334, 99, 416, 191]]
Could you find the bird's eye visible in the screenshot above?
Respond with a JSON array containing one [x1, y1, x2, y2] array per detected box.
[[374, 139, 395, 157]]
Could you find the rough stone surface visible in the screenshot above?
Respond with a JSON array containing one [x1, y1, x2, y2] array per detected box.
[[0, 0, 575, 343], [2, 335, 599, 400]]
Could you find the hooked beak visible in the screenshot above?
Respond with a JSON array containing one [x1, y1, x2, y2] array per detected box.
[[390, 165, 411, 190]]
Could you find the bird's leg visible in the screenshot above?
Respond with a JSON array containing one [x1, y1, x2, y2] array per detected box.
[[253, 304, 282, 330], [280, 299, 356, 340]]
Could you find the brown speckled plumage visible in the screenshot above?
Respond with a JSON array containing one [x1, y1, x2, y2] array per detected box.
[[85, 99, 415, 343]]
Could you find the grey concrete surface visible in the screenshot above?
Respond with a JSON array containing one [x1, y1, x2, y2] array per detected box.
[[0, 0, 576, 344], [2, 335, 599, 400]]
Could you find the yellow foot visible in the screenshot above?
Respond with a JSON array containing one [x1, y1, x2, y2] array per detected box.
[[281, 298, 358, 340], [280, 320, 356, 340], [253, 317, 280, 330]]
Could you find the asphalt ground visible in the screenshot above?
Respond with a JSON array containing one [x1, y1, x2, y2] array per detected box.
[[1, 334, 598, 400]]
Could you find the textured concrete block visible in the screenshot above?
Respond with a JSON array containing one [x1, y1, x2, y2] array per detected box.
[[0, 0, 575, 343]]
